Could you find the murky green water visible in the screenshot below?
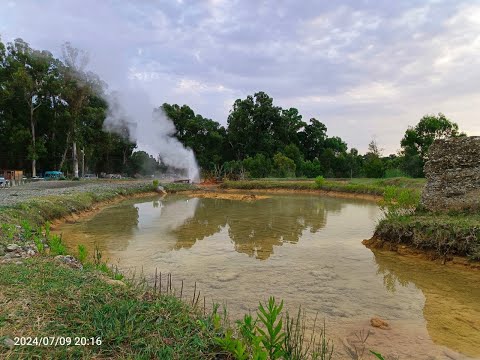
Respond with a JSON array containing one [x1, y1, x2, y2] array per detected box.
[[56, 194, 480, 359]]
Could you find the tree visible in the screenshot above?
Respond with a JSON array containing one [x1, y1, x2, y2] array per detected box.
[[60, 42, 99, 177], [243, 154, 272, 178], [162, 103, 227, 171], [400, 113, 462, 177], [283, 144, 304, 176], [363, 139, 384, 178], [5, 39, 56, 176], [227, 92, 282, 159], [298, 118, 328, 161], [273, 153, 296, 178]]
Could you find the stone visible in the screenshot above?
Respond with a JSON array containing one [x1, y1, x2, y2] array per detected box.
[[6, 244, 21, 252], [2, 337, 15, 349], [370, 317, 390, 330], [422, 136, 480, 212], [54, 255, 83, 269]]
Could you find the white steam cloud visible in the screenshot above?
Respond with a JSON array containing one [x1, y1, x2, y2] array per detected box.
[[104, 87, 200, 182]]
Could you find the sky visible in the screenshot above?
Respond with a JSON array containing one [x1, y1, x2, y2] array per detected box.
[[1, 0, 479, 154]]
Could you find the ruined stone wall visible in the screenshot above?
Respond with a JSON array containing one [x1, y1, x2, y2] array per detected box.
[[422, 136, 480, 212]]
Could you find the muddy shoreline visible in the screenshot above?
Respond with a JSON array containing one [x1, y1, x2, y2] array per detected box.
[[363, 237, 480, 270]]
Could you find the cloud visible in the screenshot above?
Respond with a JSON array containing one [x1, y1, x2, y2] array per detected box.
[[1, 0, 478, 154]]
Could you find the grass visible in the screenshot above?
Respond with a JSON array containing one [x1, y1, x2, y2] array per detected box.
[[374, 211, 480, 260], [220, 177, 424, 197], [0, 258, 220, 359]]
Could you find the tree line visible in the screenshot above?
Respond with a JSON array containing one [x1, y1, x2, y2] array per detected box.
[[0, 38, 464, 179], [164, 95, 463, 179], [0, 38, 135, 177]]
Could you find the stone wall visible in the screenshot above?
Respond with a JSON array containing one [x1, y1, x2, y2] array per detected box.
[[421, 136, 480, 212]]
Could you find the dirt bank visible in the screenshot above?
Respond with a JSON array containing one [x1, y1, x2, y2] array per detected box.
[[363, 237, 480, 270], [198, 185, 382, 202], [184, 191, 269, 201]]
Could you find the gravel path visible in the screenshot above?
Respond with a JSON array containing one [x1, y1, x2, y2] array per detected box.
[[0, 180, 151, 206]]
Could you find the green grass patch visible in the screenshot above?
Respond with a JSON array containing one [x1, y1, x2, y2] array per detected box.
[[220, 177, 424, 197], [0, 258, 219, 359], [375, 211, 480, 260]]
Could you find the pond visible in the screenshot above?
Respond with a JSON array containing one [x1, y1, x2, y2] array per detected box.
[[55, 193, 480, 360]]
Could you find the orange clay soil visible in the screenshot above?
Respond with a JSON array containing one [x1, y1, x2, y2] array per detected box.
[[362, 237, 480, 270]]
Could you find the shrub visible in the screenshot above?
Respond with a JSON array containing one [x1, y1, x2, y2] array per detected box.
[[77, 244, 88, 263], [152, 179, 159, 188], [380, 186, 420, 218], [273, 153, 296, 178], [315, 176, 325, 187], [48, 234, 67, 256]]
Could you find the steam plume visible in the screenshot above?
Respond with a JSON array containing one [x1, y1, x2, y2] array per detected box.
[[104, 87, 200, 182]]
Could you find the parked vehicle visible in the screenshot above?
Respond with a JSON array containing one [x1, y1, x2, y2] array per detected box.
[[0, 177, 9, 187], [44, 171, 66, 180], [106, 174, 122, 179], [83, 174, 98, 179]]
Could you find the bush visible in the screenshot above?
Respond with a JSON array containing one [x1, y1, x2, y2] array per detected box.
[[380, 186, 420, 218], [49, 234, 67, 256], [315, 176, 325, 187], [273, 153, 296, 178], [152, 179, 159, 188], [77, 244, 88, 263]]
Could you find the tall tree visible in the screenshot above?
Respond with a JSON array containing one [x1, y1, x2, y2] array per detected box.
[[400, 113, 462, 177], [5, 39, 55, 176]]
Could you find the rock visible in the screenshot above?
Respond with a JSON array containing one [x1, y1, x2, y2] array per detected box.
[[6, 244, 21, 252], [2, 337, 15, 349], [155, 185, 166, 194], [54, 255, 83, 269], [422, 136, 480, 212], [26, 249, 36, 257], [370, 317, 390, 330]]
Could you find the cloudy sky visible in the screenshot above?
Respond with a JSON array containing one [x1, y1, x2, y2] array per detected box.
[[1, 0, 479, 154]]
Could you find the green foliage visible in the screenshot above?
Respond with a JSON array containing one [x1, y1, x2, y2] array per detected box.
[[243, 154, 273, 178], [215, 297, 334, 360], [20, 220, 33, 240], [152, 179, 159, 188], [257, 297, 285, 359], [77, 244, 88, 264], [314, 176, 325, 187], [1, 223, 16, 241], [400, 113, 462, 177], [33, 235, 45, 254], [273, 153, 296, 178], [380, 186, 420, 218], [301, 159, 322, 178], [48, 234, 67, 256], [370, 350, 386, 360]]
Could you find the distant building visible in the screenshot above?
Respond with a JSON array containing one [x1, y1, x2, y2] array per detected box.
[[1, 169, 23, 182]]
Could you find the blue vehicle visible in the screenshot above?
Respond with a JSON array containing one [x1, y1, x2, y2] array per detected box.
[[44, 171, 65, 180]]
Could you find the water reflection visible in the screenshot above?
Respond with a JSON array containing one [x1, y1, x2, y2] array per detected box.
[[172, 196, 343, 259], [371, 249, 480, 358], [56, 194, 480, 358]]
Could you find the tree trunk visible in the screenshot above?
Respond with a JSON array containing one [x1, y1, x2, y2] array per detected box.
[[59, 131, 71, 171], [30, 104, 36, 177], [73, 141, 79, 178]]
